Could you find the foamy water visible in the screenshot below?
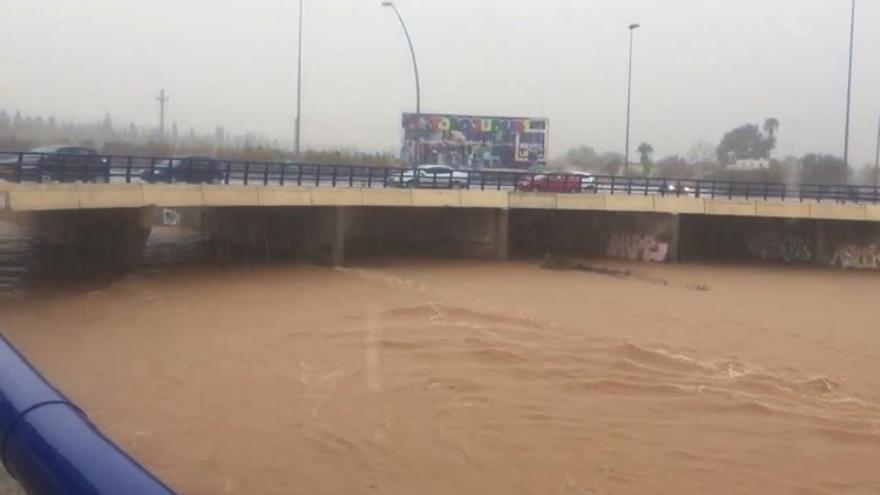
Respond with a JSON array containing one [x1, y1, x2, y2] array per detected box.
[[2, 255, 880, 494]]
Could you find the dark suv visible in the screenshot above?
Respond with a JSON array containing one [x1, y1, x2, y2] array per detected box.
[[141, 156, 224, 184], [0, 145, 109, 182]]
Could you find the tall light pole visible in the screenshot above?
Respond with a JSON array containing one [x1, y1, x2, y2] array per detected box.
[[874, 114, 879, 187], [624, 23, 640, 175], [156, 89, 169, 140], [843, 0, 856, 179], [382, 1, 421, 166], [294, 0, 304, 155]]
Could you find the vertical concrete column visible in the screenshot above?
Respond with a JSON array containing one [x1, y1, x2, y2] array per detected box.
[[331, 206, 348, 267], [495, 209, 510, 261], [666, 214, 681, 263]]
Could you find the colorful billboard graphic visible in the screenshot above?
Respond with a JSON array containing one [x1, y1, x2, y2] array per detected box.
[[401, 113, 549, 169]]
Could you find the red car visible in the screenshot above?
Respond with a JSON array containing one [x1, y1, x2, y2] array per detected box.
[[516, 173, 591, 193]]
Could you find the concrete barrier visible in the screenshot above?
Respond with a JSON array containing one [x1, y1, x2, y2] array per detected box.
[[2, 184, 880, 229]]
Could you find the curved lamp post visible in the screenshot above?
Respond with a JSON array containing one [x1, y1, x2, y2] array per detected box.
[[382, 1, 421, 166], [843, 0, 856, 180], [624, 23, 640, 175]]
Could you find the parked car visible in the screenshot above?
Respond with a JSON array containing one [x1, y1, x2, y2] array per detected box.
[[0, 145, 109, 183], [141, 155, 224, 184], [386, 164, 470, 188], [516, 173, 592, 193]]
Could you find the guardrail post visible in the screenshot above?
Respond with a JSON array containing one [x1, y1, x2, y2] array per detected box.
[[331, 166, 338, 187], [626, 177, 632, 195], [297, 164, 304, 186], [125, 157, 133, 183], [59, 153, 68, 183], [15, 153, 23, 183], [349, 166, 355, 188], [263, 164, 270, 186], [610, 175, 616, 195], [695, 179, 701, 198], [315, 165, 321, 187], [763, 182, 769, 201], [280, 163, 287, 186], [243, 162, 250, 185]]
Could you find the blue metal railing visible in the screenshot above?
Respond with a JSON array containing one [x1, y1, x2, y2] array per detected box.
[[0, 151, 877, 204], [0, 335, 177, 495]]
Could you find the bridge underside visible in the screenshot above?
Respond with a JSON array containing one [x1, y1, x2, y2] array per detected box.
[[6, 204, 880, 277]]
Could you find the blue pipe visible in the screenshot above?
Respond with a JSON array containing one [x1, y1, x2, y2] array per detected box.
[[0, 335, 178, 495]]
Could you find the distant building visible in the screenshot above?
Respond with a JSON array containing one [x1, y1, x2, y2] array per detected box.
[[728, 158, 769, 171]]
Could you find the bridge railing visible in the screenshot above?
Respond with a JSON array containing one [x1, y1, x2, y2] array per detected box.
[[1, 151, 878, 204]]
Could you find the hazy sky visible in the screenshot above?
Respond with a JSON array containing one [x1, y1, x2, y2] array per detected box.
[[2, 0, 878, 163]]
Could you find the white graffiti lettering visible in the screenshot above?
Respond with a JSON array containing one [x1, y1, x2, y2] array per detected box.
[[747, 235, 812, 263], [607, 234, 669, 263], [831, 245, 880, 270]]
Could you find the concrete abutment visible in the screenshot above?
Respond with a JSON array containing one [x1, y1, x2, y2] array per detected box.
[[19, 207, 153, 279]]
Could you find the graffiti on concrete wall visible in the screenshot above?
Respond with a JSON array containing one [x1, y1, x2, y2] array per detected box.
[[747, 235, 812, 263], [606, 234, 669, 263], [831, 244, 880, 270], [161, 208, 181, 227]]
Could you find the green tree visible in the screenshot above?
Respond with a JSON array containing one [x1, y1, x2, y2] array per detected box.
[[763, 118, 780, 157], [802, 154, 847, 185], [558, 145, 602, 170], [716, 124, 775, 165], [654, 155, 696, 178], [637, 143, 654, 176], [763, 118, 780, 139]]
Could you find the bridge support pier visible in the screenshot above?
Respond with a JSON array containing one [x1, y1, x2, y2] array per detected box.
[[22, 207, 153, 279]]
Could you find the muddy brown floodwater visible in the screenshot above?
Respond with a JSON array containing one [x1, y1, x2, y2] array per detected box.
[[2, 255, 880, 494]]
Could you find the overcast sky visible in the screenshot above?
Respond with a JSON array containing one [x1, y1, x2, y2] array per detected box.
[[2, 0, 878, 163]]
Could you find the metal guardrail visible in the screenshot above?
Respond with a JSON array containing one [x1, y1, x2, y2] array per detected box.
[[1, 151, 878, 204], [0, 335, 177, 495]]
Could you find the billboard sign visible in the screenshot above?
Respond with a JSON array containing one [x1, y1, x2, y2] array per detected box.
[[401, 113, 549, 169]]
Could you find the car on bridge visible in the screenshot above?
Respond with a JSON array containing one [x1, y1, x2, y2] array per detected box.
[[0, 145, 109, 183], [516, 172, 596, 193], [141, 155, 225, 184], [386, 164, 470, 189]]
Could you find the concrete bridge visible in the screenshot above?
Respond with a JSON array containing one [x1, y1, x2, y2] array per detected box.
[[2, 181, 880, 272]]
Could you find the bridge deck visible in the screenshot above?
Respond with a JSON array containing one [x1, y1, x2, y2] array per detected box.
[[2, 183, 879, 222]]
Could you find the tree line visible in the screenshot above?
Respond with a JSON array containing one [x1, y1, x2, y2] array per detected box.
[[0, 109, 398, 167], [555, 118, 877, 186]]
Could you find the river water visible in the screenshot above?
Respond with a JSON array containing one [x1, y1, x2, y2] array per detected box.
[[2, 224, 880, 494]]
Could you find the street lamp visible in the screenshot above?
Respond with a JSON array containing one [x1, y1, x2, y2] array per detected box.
[[294, 0, 304, 155], [874, 114, 879, 187], [382, 1, 421, 166], [843, 0, 856, 178], [624, 23, 640, 175]]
